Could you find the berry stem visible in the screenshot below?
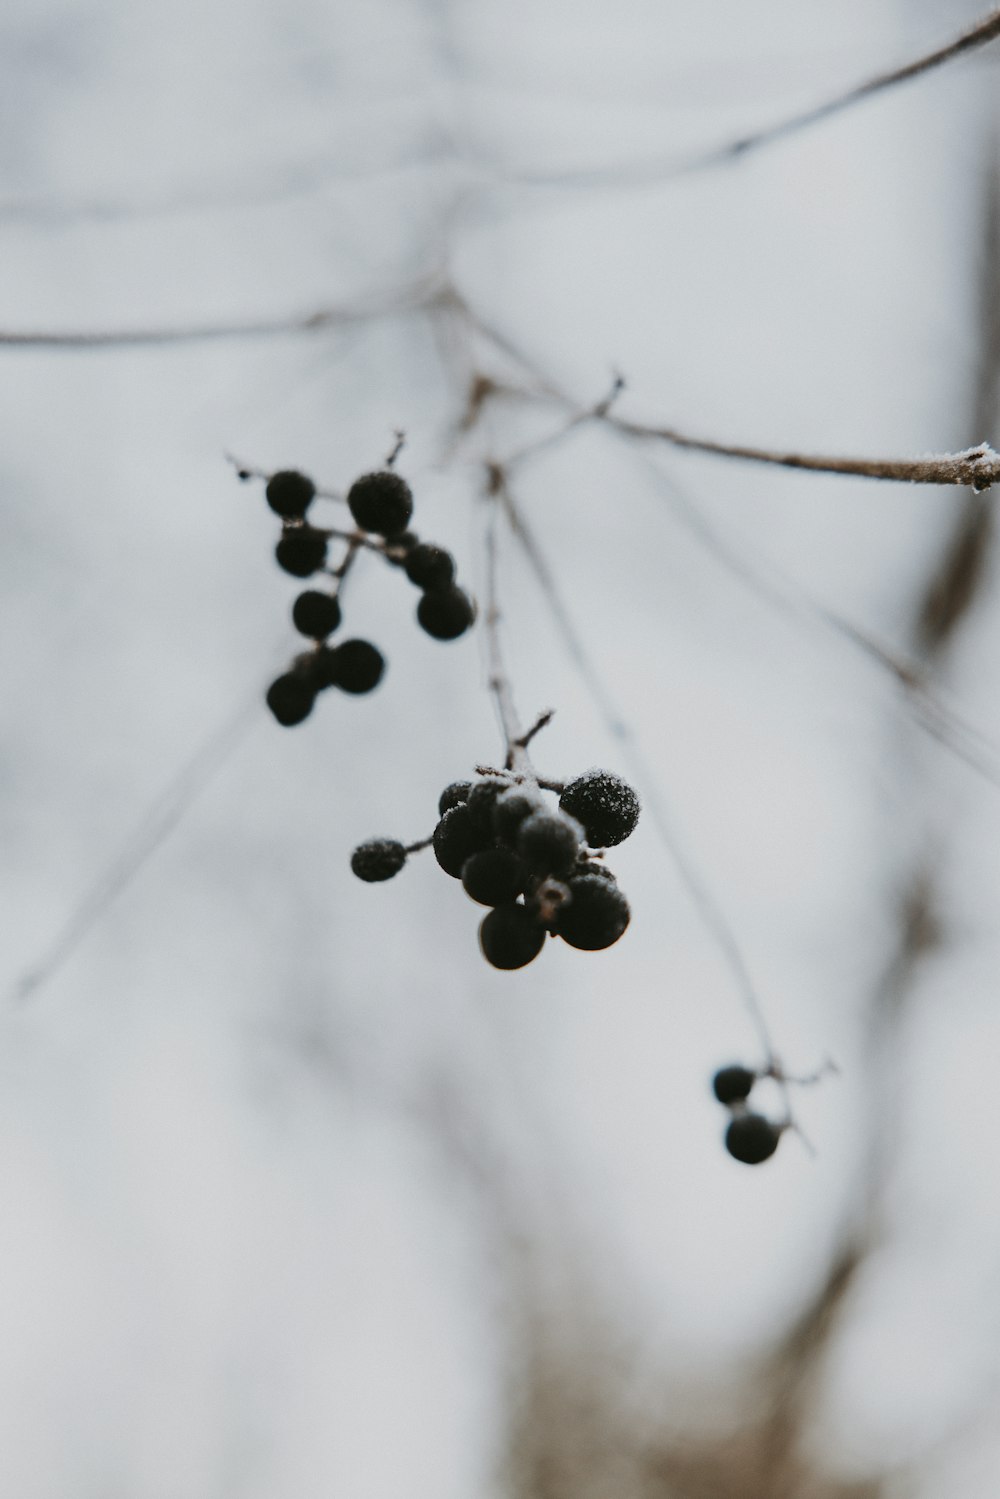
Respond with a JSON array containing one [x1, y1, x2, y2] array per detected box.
[[483, 487, 538, 785]]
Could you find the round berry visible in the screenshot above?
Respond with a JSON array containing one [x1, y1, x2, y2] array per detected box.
[[479, 905, 546, 970], [438, 781, 472, 816], [493, 787, 543, 845], [404, 544, 456, 591], [559, 770, 640, 848], [517, 810, 584, 877], [266, 469, 316, 519], [725, 1113, 782, 1165], [433, 804, 490, 878], [465, 780, 503, 839], [574, 859, 617, 883], [266, 672, 316, 727], [325, 639, 385, 694], [350, 838, 407, 882], [275, 527, 328, 578], [347, 471, 414, 536], [417, 586, 475, 640], [461, 848, 529, 907], [291, 589, 342, 639], [712, 1065, 757, 1106], [554, 874, 630, 950]]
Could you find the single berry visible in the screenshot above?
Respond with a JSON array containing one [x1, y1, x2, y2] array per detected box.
[[291, 589, 342, 639], [517, 810, 584, 877], [712, 1065, 757, 1106], [725, 1113, 782, 1165], [350, 839, 407, 882], [275, 526, 328, 578], [265, 469, 316, 519], [461, 848, 529, 907], [493, 787, 543, 845], [554, 874, 630, 950], [531, 877, 572, 927], [465, 780, 503, 839], [438, 780, 472, 816], [347, 471, 414, 535], [479, 904, 546, 970], [266, 672, 316, 727], [325, 639, 385, 694], [417, 586, 475, 640], [404, 544, 456, 591], [559, 770, 640, 848], [391, 530, 421, 553], [433, 804, 492, 878], [574, 859, 618, 883]]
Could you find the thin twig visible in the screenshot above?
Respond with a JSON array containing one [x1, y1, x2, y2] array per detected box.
[[483, 494, 535, 782]]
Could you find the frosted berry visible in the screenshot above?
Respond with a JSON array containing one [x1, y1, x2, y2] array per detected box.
[[555, 874, 630, 950], [417, 586, 475, 640], [326, 639, 385, 694], [275, 526, 328, 578], [517, 810, 584, 877], [465, 780, 503, 839], [404, 544, 455, 591], [292, 590, 342, 639], [266, 469, 315, 519], [493, 787, 543, 845], [266, 672, 316, 727], [712, 1065, 757, 1106], [559, 770, 640, 848], [438, 781, 472, 816], [461, 848, 528, 907], [433, 804, 490, 878], [725, 1113, 782, 1165], [347, 471, 414, 536], [479, 905, 546, 970], [351, 839, 407, 882]]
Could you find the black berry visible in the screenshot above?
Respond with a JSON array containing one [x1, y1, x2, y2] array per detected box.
[[325, 639, 385, 694], [559, 770, 640, 848], [517, 810, 584, 877], [266, 469, 316, 519], [465, 780, 503, 839], [461, 848, 528, 907], [404, 544, 456, 591], [350, 839, 407, 882], [493, 787, 543, 845], [417, 586, 475, 640], [266, 672, 316, 727], [438, 781, 472, 816], [554, 874, 630, 950], [479, 905, 546, 970], [712, 1065, 757, 1106], [275, 527, 328, 578], [725, 1113, 782, 1165], [433, 804, 491, 878], [347, 471, 414, 536], [291, 590, 342, 639]]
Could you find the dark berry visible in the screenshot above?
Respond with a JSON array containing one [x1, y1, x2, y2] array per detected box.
[[493, 787, 543, 845], [390, 530, 421, 553], [465, 780, 503, 839], [347, 471, 414, 536], [554, 874, 630, 950], [275, 527, 328, 578], [479, 905, 546, 970], [325, 639, 385, 694], [559, 770, 640, 848], [517, 810, 584, 877], [461, 848, 528, 907], [291, 590, 342, 639], [438, 781, 472, 816], [350, 839, 407, 882], [433, 804, 491, 878], [404, 544, 456, 591], [712, 1065, 757, 1106], [417, 586, 475, 640], [265, 469, 316, 519], [725, 1113, 782, 1165], [266, 672, 316, 727], [574, 859, 617, 883]]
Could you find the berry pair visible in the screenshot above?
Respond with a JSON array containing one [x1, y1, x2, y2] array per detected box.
[[350, 768, 640, 970], [711, 1064, 785, 1165]]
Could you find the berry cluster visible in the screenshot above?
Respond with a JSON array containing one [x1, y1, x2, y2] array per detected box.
[[711, 1064, 787, 1165], [247, 465, 476, 727], [350, 768, 640, 969]]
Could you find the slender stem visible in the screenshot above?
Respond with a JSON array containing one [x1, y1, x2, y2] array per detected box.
[[483, 481, 536, 783]]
